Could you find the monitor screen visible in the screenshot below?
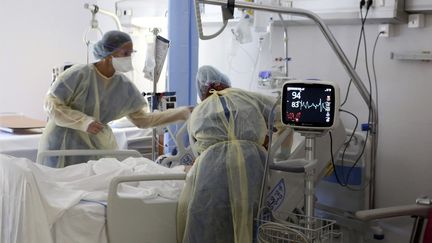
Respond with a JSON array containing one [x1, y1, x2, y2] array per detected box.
[[281, 81, 339, 130]]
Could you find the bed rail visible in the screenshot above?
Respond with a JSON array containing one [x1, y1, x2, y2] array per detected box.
[[107, 173, 186, 243]]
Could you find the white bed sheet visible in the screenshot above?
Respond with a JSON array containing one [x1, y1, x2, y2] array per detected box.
[[0, 154, 184, 243]]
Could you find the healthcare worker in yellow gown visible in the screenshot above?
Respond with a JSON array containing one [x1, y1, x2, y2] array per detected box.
[[38, 30, 190, 167], [177, 66, 293, 243]]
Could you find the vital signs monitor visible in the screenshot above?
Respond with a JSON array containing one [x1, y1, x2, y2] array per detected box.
[[281, 80, 340, 131]]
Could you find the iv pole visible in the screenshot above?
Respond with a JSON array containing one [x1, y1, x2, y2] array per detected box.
[[277, 13, 289, 77], [194, 0, 378, 209], [146, 28, 170, 161], [151, 28, 160, 161]]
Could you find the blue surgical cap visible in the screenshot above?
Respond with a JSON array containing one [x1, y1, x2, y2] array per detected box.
[[196, 65, 231, 100], [93, 30, 132, 59]]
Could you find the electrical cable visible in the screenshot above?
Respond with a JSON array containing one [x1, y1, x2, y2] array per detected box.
[[335, 2, 379, 190], [344, 0, 375, 190], [329, 109, 359, 187], [360, 11, 374, 187], [333, 3, 370, 186], [345, 31, 384, 191], [329, 131, 345, 186], [338, 109, 359, 184], [361, 16, 373, 121], [345, 129, 370, 191], [341, 7, 370, 107], [347, 0, 374, 108], [332, 104, 371, 189], [372, 31, 384, 123], [329, 109, 375, 190], [360, 0, 366, 9], [366, 0, 374, 10]]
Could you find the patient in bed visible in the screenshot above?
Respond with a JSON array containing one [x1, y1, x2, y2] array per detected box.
[[177, 66, 293, 243], [0, 154, 184, 243]]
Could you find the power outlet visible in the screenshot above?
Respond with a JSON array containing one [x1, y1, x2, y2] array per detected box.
[[378, 24, 392, 37], [408, 14, 425, 28]]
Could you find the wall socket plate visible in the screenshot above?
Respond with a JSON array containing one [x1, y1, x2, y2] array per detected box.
[[408, 14, 425, 28], [374, 0, 385, 7], [378, 24, 392, 37]]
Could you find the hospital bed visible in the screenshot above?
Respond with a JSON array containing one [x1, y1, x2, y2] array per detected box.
[[1, 111, 366, 243], [18, 123, 192, 243], [106, 127, 356, 243], [0, 149, 186, 243], [107, 173, 186, 243], [1, 122, 362, 243], [105, 121, 351, 243], [39, 152, 186, 243]]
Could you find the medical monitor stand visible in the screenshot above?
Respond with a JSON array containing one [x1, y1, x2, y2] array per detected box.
[[298, 130, 327, 231], [280, 80, 339, 226]]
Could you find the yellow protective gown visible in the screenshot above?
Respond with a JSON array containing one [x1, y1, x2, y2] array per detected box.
[[177, 88, 291, 243], [39, 64, 190, 167]]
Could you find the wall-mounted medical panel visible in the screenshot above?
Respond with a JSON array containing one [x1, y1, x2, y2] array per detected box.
[[405, 0, 432, 13], [115, 0, 168, 27], [284, 0, 407, 24]]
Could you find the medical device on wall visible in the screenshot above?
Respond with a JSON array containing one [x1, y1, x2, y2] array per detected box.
[[84, 3, 123, 31], [231, 15, 253, 44], [83, 3, 123, 63], [115, 0, 168, 29], [281, 80, 340, 131]]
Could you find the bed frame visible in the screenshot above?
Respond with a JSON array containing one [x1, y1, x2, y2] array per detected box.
[[107, 173, 186, 243]]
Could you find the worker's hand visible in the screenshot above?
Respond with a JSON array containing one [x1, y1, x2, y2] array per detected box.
[[87, 121, 104, 135]]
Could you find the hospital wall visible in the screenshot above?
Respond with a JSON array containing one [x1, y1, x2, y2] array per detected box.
[[199, 16, 432, 242], [0, 0, 96, 120]]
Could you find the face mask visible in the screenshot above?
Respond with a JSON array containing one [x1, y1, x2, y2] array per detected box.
[[112, 56, 134, 73]]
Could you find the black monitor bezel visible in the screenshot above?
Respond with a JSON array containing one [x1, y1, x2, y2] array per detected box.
[[281, 82, 336, 129]]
